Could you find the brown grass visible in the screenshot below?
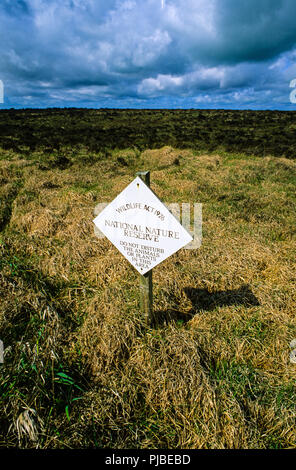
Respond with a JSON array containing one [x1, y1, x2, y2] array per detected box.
[[0, 146, 296, 448]]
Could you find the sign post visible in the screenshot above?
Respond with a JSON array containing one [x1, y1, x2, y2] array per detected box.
[[93, 172, 193, 326], [0, 340, 3, 364], [136, 171, 153, 325]]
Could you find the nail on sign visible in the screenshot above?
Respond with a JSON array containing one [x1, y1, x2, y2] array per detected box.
[[93, 176, 193, 275]]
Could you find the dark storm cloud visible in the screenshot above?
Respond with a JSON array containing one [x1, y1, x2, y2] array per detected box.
[[0, 0, 296, 109], [214, 0, 296, 63]]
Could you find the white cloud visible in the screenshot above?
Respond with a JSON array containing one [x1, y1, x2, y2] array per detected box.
[[1, 0, 296, 108]]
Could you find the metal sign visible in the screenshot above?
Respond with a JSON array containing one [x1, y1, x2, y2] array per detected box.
[[93, 176, 193, 275]]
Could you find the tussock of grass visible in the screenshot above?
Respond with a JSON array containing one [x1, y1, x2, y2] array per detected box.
[[0, 146, 296, 448]]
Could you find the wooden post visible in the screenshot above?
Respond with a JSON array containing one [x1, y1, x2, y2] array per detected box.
[[136, 171, 153, 326], [0, 340, 3, 364]]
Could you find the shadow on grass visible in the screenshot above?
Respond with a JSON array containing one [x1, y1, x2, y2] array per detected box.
[[153, 284, 260, 326]]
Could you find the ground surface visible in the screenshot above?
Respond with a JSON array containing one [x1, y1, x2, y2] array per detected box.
[[0, 129, 296, 448]]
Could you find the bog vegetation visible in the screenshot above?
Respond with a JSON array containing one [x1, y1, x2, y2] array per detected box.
[[0, 109, 296, 449]]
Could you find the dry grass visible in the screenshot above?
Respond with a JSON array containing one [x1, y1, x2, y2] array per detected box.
[[0, 146, 296, 449]]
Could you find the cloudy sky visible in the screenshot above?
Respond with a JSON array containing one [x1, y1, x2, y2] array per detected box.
[[1, 0, 296, 109]]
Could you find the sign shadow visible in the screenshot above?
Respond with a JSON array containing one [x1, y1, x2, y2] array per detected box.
[[153, 284, 260, 327]]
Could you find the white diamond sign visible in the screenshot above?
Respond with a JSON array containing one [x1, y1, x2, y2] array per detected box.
[[93, 176, 193, 275]]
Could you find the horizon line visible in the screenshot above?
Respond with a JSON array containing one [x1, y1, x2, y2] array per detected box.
[[0, 106, 295, 112]]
